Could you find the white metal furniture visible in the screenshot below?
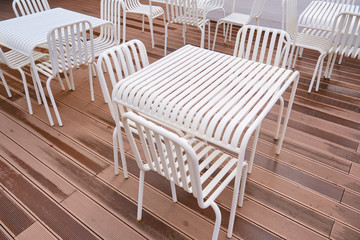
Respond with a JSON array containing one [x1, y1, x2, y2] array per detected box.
[[212, 0, 266, 51], [0, 49, 49, 114], [34, 20, 95, 127], [234, 25, 293, 141], [298, 0, 359, 35], [96, 39, 150, 177], [164, 0, 211, 55], [324, 12, 360, 79], [284, 0, 359, 92], [125, 0, 165, 48], [12, 0, 50, 17], [112, 45, 299, 237], [0, 8, 113, 125], [122, 111, 248, 240]]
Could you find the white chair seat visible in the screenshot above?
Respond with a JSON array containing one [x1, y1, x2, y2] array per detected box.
[[128, 5, 164, 18], [219, 12, 252, 25], [295, 33, 332, 53], [4, 50, 48, 68]]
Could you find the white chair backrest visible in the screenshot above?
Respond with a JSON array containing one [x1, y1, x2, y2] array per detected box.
[[101, 0, 126, 44], [331, 12, 360, 59], [165, 0, 203, 26], [96, 40, 149, 119], [12, 0, 50, 17], [47, 20, 94, 76], [233, 25, 292, 68], [283, 0, 297, 39], [122, 112, 203, 200], [249, 0, 267, 19]]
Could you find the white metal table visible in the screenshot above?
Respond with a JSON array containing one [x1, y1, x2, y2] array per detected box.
[[112, 45, 299, 231], [0, 8, 111, 125], [298, 1, 359, 33]]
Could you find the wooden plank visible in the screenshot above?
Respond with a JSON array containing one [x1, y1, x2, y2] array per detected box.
[[350, 164, 360, 178], [249, 167, 360, 231], [16, 222, 57, 240], [98, 165, 279, 240], [341, 190, 360, 211], [61, 191, 146, 240], [0, 188, 34, 237], [0, 105, 189, 240], [0, 130, 75, 202], [330, 222, 360, 239], [0, 157, 99, 240]]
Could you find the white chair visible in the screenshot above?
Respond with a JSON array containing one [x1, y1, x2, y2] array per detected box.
[[164, 0, 211, 56], [95, 0, 126, 56], [96, 39, 149, 177], [124, 0, 165, 48], [233, 25, 293, 172], [122, 111, 248, 240], [35, 20, 95, 126], [324, 12, 360, 79], [212, 0, 266, 50], [12, 0, 50, 17], [0, 49, 49, 114], [284, 0, 358, 92]]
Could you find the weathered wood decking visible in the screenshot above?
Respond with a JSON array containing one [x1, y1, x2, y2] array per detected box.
[[0, 0, 359, 239]]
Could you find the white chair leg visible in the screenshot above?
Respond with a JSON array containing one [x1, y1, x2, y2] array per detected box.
[[18, 68, 33, 115], [238, 163, 248, 207], [210, 202, 221, 240], [274, 96, 284, 140], [248, 124, 261, 173], [292, 47, 299, 69], [315, 55, 326, 92], [137, 170, 145, 221], [142, 15, 145, 32], [200, 27, 205, 48], [0, 69, 12, 98], [228, 23, 233, 41], [164, 23, 169, 56], [308, 53, 325, 93], [207, 21, 210, 49], [113, 128, 119, 175], [227, 161, 243, 238], [170, 182, 177, 202], [89, 63, 94, 102], [149, 16, 155, 48], [276, 78, 298, 155], [117, 126, 128, 179], [31, 69, 41, 104], [56, 73, 65, 90], [46, 76, 63, 126], [92, 64, 97, 77], [32, 68, 54, 126], [212, 22, 220, 51], [63, 71, 72, 90]]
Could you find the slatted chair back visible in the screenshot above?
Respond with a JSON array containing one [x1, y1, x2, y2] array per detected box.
[[122, 111, 248, 239], [325, 12, 360, 78], [331, 12, 360, 60], [100, 0, 126, 44], [96, 39, 149, 177], [123, 112, 202, 198], [248, 0, 267, 21], [96, 39, 149, 118], [166, 0, 202, 26], [234, 25, 292, 68], [12, 0, 50, 17], [47, 20, 94, 77]]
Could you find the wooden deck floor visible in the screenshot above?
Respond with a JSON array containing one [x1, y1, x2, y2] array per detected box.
[[1, 0, 360, 239]]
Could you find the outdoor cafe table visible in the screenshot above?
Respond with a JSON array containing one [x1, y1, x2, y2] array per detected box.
[[0, 8, 111, 125], [298, 0, 359, 33], [112, 45, 299, 217]]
